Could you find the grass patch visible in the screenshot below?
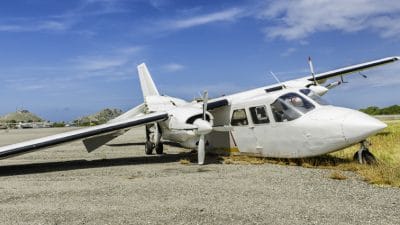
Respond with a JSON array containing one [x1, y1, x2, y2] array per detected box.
[[329, 171, 348, 180], [222, 155, 267, 165], [179, 159, 191, 165]]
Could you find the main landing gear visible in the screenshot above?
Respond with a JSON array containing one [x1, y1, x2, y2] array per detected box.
[[353, 140, 377, 165], [145, 123, 163, 155]]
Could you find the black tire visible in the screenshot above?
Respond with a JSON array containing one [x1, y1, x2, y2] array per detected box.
[[155, 143, 163, 154], [145, 141, 154, 155], [363, 150, 377, 165], [353, 149, 377, 164]]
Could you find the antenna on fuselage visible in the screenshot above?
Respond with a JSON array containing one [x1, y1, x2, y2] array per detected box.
[[308, 56, 317, 85], [269, 71, 285, 88]]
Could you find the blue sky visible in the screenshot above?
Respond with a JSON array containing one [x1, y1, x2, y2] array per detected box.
[[0, 0, 399, 121]]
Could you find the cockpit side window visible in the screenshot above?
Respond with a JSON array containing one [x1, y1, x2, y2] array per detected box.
[[249, 106, 269, 124], [271, 99, 300, 122], [270, 93, 315, 122], [231, 109, 248, 126], [282, 92, 315, 113]]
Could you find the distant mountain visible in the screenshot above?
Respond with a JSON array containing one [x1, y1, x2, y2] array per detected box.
[[74, 108, 123, 126], [0, 110, 44, 123]]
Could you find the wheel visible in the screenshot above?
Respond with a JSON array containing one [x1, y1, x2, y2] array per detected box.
[[353, 149, 377, 165], [155, 143, 163, 154], [145, 141, 154, 155]]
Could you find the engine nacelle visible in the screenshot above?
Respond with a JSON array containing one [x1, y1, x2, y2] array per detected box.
[[309, 85, 329, 96], [160, 106, 214, 148]]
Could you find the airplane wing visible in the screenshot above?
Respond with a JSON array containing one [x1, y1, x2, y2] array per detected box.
[[0, 112, 168, 159], [306, 56, 399, 83]]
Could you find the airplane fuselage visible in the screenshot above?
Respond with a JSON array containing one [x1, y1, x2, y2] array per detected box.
[[156, 87, 386, 158]]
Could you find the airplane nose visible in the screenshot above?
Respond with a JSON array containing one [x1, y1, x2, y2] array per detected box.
[[341, 111, 387, 144]]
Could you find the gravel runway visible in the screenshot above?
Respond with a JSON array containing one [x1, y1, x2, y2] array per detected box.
[[0, 128, 399, 225]]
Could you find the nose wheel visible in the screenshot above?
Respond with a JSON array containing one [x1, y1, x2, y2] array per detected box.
[[353, 140, 376, 164]]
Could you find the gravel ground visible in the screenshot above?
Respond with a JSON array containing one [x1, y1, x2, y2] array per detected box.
[[0, 128, 399, 225]]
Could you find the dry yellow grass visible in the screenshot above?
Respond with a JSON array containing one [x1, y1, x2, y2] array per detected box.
[[222, 155, 267, 165], [179, 159, 191, 165], [329, 171, 348, 180]]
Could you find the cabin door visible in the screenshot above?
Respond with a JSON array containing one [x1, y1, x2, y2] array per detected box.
[[229, 108, 258, 154]]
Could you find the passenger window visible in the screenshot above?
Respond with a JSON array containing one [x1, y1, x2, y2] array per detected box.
[[231, 109, 248, 126], [249, 106, 269, 124]]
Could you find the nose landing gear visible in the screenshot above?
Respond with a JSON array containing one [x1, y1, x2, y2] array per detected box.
[[353, 140, 377, 164]]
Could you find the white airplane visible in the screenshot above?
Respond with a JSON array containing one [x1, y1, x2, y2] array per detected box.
[[0, 56, 398, 165]]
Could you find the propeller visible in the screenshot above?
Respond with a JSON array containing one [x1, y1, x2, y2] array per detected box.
[[308, 56, 317, 86], [195, 91, 211, 165], [307, 56, 329, 96]]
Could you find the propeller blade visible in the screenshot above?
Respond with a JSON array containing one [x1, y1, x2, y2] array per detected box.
[[308, 56, 317, 85], [202, 91, 208, 120], [198, 134, 205, 165]]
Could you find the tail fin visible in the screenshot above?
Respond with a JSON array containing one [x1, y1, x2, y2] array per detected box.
[[137, 63, 160, 98]]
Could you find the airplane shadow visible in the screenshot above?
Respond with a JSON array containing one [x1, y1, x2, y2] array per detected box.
[[107, 141, 183, 148], [0, 152, 209, 177], [106, 142, 146, 147]]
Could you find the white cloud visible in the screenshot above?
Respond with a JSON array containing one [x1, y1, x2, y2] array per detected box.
[[258, 0, 400, 40], [73, 45, 144, 72], [0, 21, 68, 32], [166, 8, 243, 30], [0, 45, 145, 92], [117, 46, 143, 55], [0, 0, 127, 34], [75, 57, 129, 71], [280, 47, 296, 57], [148, 0, 171, 9], [162, 63, 185, 72]]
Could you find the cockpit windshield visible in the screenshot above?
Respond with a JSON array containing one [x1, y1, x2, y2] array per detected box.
[[300, 89, 330, 105], [270, 93, 315, 122]]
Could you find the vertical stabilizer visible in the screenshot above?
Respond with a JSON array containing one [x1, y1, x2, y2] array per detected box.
[[137, 63, 160, 98]]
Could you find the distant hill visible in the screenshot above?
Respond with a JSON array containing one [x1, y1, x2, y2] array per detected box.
[[0, 110, 44, 123], [360, 105, 400, 115], [74, 108, 123, 126]]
